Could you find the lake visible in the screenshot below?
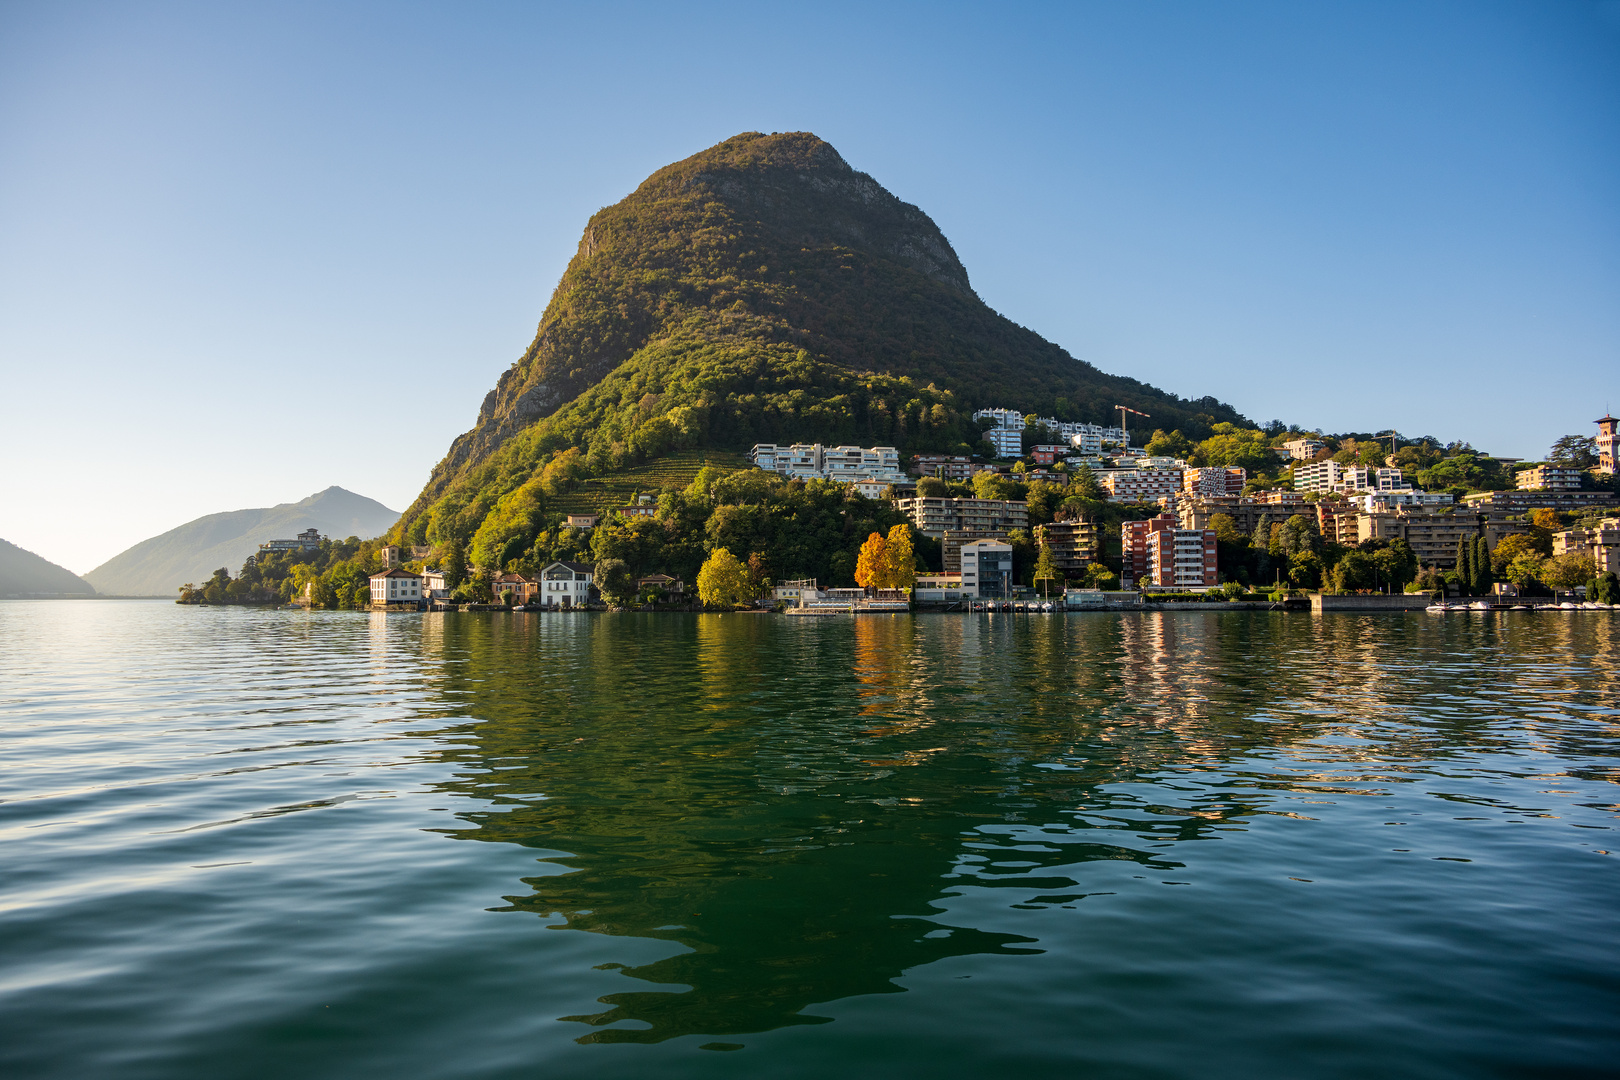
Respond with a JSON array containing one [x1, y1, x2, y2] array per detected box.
[[1, 600, 1617, 1078]]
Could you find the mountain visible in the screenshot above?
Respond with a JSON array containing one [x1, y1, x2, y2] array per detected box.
[[84, 487, 399, 597], [0, 539, 97, 597], [394, 130, 1247, 544]]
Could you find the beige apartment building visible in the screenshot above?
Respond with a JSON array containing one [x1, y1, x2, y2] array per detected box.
[[1040, 518, 1099, 576], [1555, 519, 1620, 575], [896, 497, 1028, 538]]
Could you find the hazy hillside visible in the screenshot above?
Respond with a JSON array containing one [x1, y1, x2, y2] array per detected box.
[[395, 130, 1247, 548], [85, 487, 399, 597], [0, 539, 96, 597]]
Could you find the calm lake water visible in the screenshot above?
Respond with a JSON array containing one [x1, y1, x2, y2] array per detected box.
[[2, 600, 1617, 1079]]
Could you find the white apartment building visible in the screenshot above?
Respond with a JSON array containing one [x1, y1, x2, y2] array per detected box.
[[1101, 468, 1183, 503], [1356, 490, 1454, 512], [972, 408, 1129, 456], [1293, 461, 1413, 494], [539, 561, 594, 609], [750, 443, 906, 486], [985, 427, 1023, 458], [960, 539, 1014, 598], [368, 568, 422, 607], [972, 408, 1026, 431]]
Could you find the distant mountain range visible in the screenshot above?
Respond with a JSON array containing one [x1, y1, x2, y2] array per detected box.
[[0, 539, 96, 597], [84, 487, 399, 597]]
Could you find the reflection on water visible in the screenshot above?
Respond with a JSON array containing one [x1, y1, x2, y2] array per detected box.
[[414, 610, 1620, 1046], [3, 602, 1618, 1078]]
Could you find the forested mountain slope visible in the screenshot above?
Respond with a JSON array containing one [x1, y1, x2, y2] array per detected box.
[[396, 130, 1246, 547]]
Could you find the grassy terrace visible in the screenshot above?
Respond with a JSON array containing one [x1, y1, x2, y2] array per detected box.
[[549, 449, 751, 516]]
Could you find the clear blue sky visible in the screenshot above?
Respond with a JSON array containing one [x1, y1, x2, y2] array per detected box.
[[3, 0, 1618, 573]]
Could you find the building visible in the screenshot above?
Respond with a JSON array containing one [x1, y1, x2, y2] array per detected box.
[[1347, 508, 1491, 568], [895, 497, 1029, 538], [614, 497, 658, 519], [538, 561, 594, 609], [1555, 519, 1620, 575], [750, 443, 907, 487], [1030, 444, 1071, 465], [1597, 415, 1618, 475], [1280, 438, 1327, 461], [1041, 518, 1098, 576], [1183, 467, 1246, 496], [1292, 461, 1413, 494], [773, 578, 819, 603], [258, 527, 323, 558], [410, 546, 432, 560], [911, 573, 964, 602], [1026, 469, 1068, 485], [910, 454, 976, 481], [368, 568, 422, 608], [984, 427, 1023, 459], [1100, 468, 1183, 503], [421, 569, 450, 600], [379, 546, 403, 568], [960, 539, 1014, 598], [972, 408, 1026, 431], [1176, 496, 1317, 534], [492, 573, 538, 604], [1516, 465, 1583, 491], [1122, 515, 1216, 589], [566, 514, 600, 530], [637, 573, 685, 596], [1461, 490, 1620, 515], [1356, 489, 1455, 513]]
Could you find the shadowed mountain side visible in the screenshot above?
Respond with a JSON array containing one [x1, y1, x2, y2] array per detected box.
[[84, 486, 399, 597], [395, 131, 1246, 548], [412, 613, 1342, 1043], [0, 539, 96, 597]]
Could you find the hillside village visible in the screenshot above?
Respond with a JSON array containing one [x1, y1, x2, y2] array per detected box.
[[181, 412, 1620, 612]]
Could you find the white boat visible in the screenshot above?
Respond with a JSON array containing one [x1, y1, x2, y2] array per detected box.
[[1468, 601, 1492, 611], [1560, 602, 1579, 610], [1425, 604, 1450, 613]]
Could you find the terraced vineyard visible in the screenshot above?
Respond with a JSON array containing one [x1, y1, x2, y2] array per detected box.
[[549, 449, 751, 516]]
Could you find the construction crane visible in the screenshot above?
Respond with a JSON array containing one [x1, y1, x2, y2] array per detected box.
[[1116, 405, 1150, 449], [1375, 429, 1400, 459]]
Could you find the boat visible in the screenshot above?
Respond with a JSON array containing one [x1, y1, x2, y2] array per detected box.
[[1468, 601, 1492, 611], [785, 606, 843, 617], [1560, 602, 1579, 610], [1425, 604, 1450, 613]]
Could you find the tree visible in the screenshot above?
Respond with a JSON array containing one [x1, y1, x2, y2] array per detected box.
[[1332, 550, 1378, 593], [595, 558, 634, 604], [1590, 571, 1619, 605], [1144, 429, 1195, 459], [442, 538, 467, 591], [915, 476, 949, 498], [1472, 536, 1493, 594], [855, 532, 888, 589], [1373, 541, 1417, 593], [882, 524, 916, 590], [1069, 464, 1103, 501], [1505, 554, 1545, 590], [1543, 552, 1596, 591], [971, 470, 1020, 501], [1032, 528, 1059, 597], [696, 547, 751, 608], [1456, 537, 1472, 591], [1549, 435, 1599, 469], [1489, 533, 1542, 573]]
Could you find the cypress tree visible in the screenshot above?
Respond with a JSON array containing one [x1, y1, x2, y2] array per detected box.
[[1456, 537, 1471, 594], [1475, 536, 1493, 594]]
